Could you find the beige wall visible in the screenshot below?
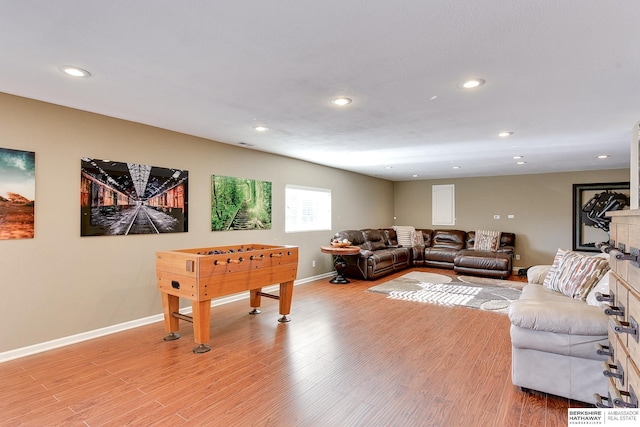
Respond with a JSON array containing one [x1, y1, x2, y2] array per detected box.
[[393, 169, 630, 268], [0, 91, 631, 354], [0, 93, 394, 352]]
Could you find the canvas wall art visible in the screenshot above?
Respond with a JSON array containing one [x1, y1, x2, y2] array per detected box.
[[81, 158, 188, 236], [211, 175, 272, 231], [0, 147, 35, 240]]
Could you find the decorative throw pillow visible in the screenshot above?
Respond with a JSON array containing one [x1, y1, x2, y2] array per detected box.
[[412, 230, 425, 246], [474, 230, 501, 251], [544, 250, 610, 300], [392, 225, 415, 247], [542, 248, 569, 289]]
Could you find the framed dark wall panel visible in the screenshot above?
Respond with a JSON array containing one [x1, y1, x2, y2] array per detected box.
[[572, 182, 629, 252]]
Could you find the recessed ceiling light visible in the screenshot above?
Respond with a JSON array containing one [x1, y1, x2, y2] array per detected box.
[[412, 174, 419, 178], [597, 155, 610, 159], [458, 78, 485, 89], [499, 131, 513, 137], [513, 155, 523, 159], [517, 161, 526, 165], [429, 96, 438, 101], [384, 166, 393, 169], [452, 166, 460, 169], [253, 125, 268, 132], [331, 97, 352, 106], [58, 65, 91, 77]]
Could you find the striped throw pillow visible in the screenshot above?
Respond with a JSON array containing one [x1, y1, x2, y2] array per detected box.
[[392, 225, 415, 247], [542, 248, 569, 289], [544, 250, 610, 300], [474, 230, 501, 251]]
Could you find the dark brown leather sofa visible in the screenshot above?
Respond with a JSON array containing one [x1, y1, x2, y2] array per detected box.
[[332, 228, 515, 280], [332, 229, 411, 280]]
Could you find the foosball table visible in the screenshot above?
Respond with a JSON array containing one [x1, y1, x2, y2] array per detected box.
[[155, 244, 298, 353]]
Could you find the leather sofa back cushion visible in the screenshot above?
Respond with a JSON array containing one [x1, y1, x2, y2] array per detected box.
[[382, 228, 398, 246], [362, 229, 387, 251], [501, 232, 516, 247], [432, 229, 466, 250], [334, 230, 366, 245]]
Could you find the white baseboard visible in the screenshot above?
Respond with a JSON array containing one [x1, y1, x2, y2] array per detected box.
[[0, 272, 334, 363]]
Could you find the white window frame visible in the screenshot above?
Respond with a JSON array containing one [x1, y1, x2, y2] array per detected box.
[[285, 185, 332, 233]]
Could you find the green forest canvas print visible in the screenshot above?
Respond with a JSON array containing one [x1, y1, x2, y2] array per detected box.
[[211, 175, 272, 231]]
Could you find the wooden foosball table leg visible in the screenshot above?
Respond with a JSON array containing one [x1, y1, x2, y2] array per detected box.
[[249, 288, 262, 315], [278, 281, 293, 323], [161, 293, 181, 341], [191, 299, 212, 354]]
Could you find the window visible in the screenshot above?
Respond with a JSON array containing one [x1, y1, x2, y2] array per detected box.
[[285, 185, 331, 232]]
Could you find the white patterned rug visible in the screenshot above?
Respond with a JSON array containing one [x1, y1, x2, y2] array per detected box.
[[457, 275, 525, 290], [366, 272, 522, 313]]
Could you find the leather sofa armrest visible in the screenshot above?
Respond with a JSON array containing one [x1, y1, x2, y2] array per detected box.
[[360, 249, 374, 257], [508, 300, 608, 335], [527, 265, 551, 284]]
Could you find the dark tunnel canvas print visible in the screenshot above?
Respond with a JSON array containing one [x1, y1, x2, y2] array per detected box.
[[0, 147, 35, 240], [81, 158, 188, 236]]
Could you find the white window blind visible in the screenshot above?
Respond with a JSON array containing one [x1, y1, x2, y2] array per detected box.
[[285, 185, 331, 232]]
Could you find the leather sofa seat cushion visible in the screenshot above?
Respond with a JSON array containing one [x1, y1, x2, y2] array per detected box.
[[510, 325, 607, 360], [391, 247, 410, 263], [454, 249, 510, 270], [509, 284, 608, 335], [423, 247, 458, 263], [368, 250, 394, 269]]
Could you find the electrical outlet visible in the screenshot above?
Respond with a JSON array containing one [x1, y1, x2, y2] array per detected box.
[[493, 214, 500, 220], [312, 260, 316, 268], [515, 254, 520, 261]]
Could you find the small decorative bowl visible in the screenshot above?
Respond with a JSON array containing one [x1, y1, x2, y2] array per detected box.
[[331, 241, 352, 248]]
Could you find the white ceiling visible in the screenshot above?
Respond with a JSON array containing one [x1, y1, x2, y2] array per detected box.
[[1, 1, 638, 181]]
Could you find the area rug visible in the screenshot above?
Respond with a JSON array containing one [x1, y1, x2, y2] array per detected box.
[[366, 272, 522, 313], [457, 275, 526, 290]]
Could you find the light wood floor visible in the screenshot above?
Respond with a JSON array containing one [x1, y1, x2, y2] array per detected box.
[[1, 268, 590, 426]]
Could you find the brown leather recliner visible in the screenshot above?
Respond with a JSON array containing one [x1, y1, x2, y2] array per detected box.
[[453, 231, 515, 279], [332, 229, 411, 280], [423, 229, 467, 268]]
